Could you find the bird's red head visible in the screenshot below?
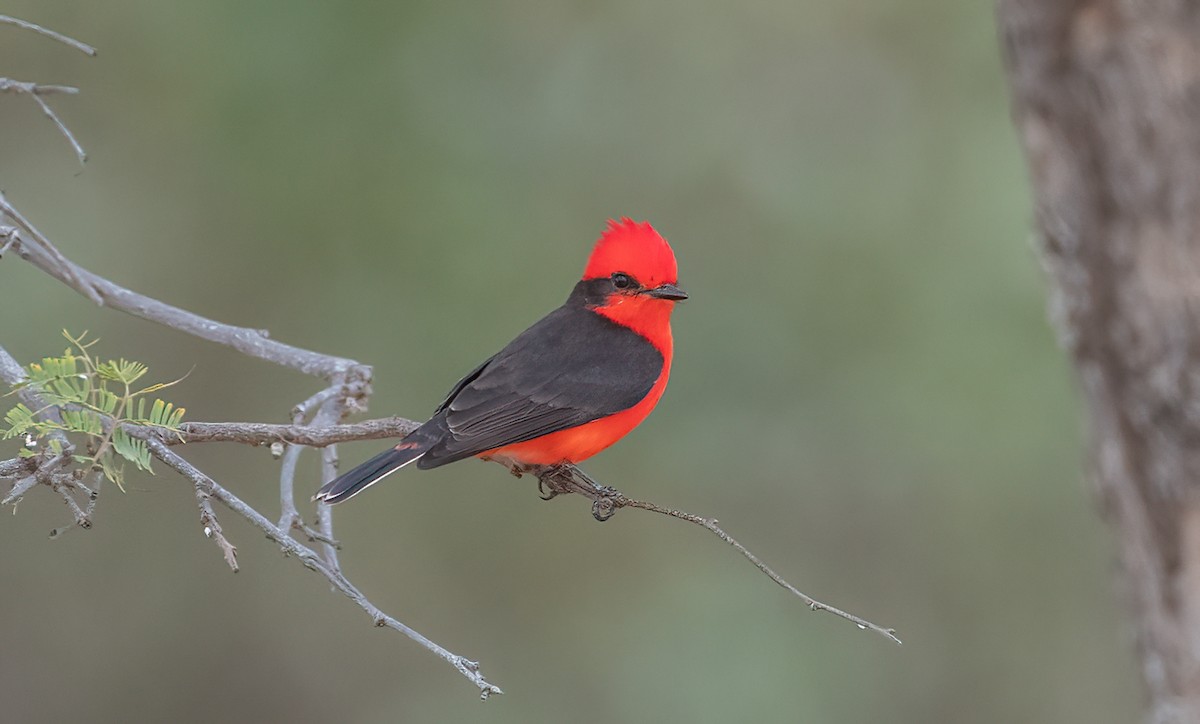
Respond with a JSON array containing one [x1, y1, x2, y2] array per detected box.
[[583, 218, 681, 293], [579, 219, 685, 353]]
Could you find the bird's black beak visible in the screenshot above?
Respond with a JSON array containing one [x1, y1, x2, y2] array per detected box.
[[643, 283, 688, 301]]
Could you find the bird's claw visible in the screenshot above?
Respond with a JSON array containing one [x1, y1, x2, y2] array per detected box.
[[591, 498, 616, 522], [537, 477, 561, 501]]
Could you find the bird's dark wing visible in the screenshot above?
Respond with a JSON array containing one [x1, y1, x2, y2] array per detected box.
[[417, 304, 663, 468]]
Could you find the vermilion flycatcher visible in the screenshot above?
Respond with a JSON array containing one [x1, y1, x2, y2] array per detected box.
[[314, 218, 685, 504]]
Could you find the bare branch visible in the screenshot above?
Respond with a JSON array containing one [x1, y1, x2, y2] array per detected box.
[[0, 79, 78, 96], [276, 433, 305, 530], [173, 417, 419, 447], [46, 472, 91, 535], [0, 14, 97, 56], [196, 485, 238, 572], [4, 201, 371, 382], [0, 15, 91, 164], [276, 383, 350, 560], [292, 386, 339, 422], [2, 475, 38, 507], [145, 437, 502, 699], [0, 457, 30, 478], [533, 464, 902, 645], [0, 78, 87, 163], [311, 400, 345, 568]]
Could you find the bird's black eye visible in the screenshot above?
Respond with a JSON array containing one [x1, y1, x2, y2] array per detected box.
[[611, 272, 634, 289]]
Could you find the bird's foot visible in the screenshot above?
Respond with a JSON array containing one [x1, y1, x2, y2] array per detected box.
[[530, 463, 622, 521]]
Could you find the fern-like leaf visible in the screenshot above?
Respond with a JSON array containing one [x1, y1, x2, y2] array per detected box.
[[111, 428, 153, 473], [2, 403, 36, 439], [95, 388, 121, 416], [130, 398, 186, 430], [97, 358, 148, 385], [60, 408, 103, 436]]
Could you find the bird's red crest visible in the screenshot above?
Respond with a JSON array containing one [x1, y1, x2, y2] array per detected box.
[[583, 218, 678, 287]]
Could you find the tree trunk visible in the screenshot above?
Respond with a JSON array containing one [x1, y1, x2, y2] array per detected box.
[[998, 2, 1200, 721]]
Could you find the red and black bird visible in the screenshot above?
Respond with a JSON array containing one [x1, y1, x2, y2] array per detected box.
[[314, 218, 686, 504]]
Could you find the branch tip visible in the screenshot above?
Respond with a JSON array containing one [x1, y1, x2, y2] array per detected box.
[[532, 463, 901, 645], [0, 15, 97, 56]]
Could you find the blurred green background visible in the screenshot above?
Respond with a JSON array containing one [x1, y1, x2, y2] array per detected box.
[[0, 2, 1138, 723]]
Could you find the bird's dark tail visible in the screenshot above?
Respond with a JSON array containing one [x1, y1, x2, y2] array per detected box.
[[313, 438, 430, 504]]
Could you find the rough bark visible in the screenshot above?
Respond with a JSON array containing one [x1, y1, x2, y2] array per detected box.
[[998, 2, 1200, 721]]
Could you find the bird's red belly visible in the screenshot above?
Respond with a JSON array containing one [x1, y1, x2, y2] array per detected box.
[[479, 371, 669, 466]]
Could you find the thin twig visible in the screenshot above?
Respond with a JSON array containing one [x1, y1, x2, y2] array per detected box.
[[46, 470, 90, 535], [0, 15, 97, 56], [312, 399, 344, 568], [0, 79, 79, 95], [3, 475, 38, 506], [28, 90, 87, 164], [276, 383, 344, 548], [277, 435, 305, 531], [534, 464, 902, 645], [293, 386, 339, 423], [145, 437, 502, 699], [0, 78, 87, 161], [80, 470, 101, 523], [196, 485, 238, 571], [0, 226, 18, 257]]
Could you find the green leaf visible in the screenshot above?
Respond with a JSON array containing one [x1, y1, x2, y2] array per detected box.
[[25, 355, 74, 385], [150, 398, 165, 425], [18, 447, 36, 458], [129, 398, 185, 430], [60, 408, 103, 436], [111, 428, 153, 473], [97, 358, 148, 385], [2, 403, 36, 439], [47, 374, 88, 404], [95, 389, 120, 416]]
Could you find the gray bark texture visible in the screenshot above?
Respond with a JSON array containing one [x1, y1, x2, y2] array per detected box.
[[998, 2, 1200, 721]]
